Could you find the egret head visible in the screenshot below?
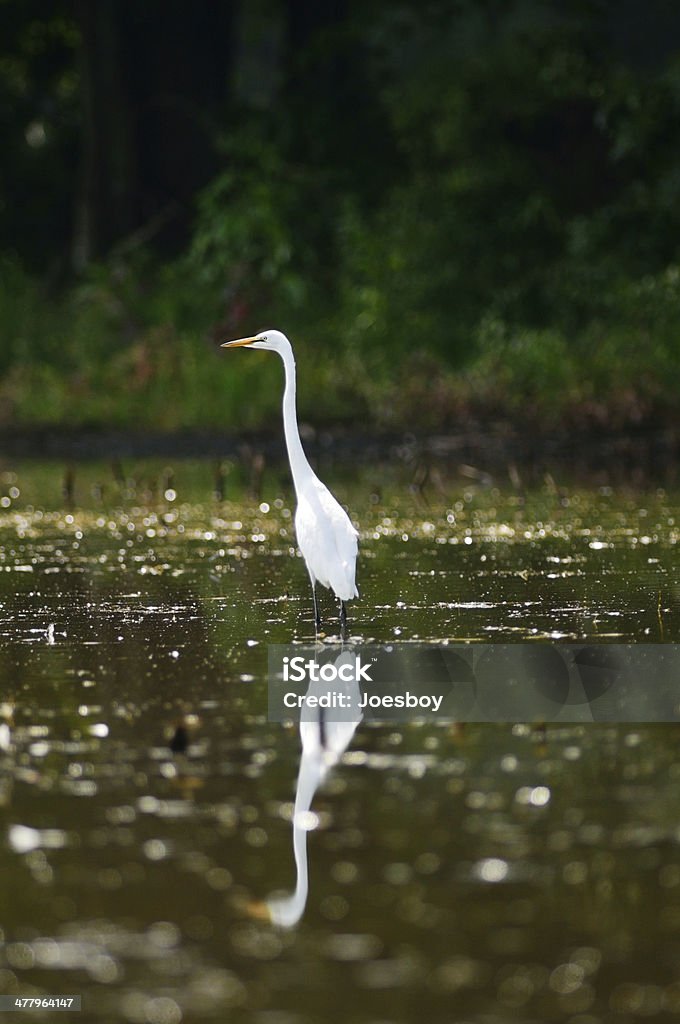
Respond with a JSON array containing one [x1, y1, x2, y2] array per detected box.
[[221, 329, 290, 354]]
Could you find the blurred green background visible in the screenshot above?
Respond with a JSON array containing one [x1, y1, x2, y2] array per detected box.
[[2, 0, 680, 433]]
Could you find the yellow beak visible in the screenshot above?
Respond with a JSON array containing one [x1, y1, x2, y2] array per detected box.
[[244, 899, 273, 922], [221, 336, 257, 348]]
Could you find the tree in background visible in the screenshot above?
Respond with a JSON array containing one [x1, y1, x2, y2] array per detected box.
[[2, 0, 680, 427]]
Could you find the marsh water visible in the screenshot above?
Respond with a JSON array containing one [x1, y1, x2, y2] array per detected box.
[[2, 453, 680, 1023]]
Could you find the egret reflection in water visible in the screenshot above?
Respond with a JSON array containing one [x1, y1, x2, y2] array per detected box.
[[252, 648, 363, 927]]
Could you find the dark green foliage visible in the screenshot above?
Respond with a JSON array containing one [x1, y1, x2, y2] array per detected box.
[[2, 0, 680, 430]]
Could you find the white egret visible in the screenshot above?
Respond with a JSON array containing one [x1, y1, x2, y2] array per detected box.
[[222, 330, 359, 631]]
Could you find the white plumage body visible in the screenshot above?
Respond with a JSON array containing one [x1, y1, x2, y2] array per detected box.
[[295, 475, 359, 602]]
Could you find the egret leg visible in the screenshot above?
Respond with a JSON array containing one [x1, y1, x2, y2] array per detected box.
[[311, 585, 321, 630], [339, 601, 347, 633]]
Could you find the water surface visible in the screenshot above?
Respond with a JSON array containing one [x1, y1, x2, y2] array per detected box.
[[1, 459, 680, 1022]]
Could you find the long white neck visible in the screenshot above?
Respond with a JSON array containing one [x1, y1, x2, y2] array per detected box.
[[280, 345, 314, 492]]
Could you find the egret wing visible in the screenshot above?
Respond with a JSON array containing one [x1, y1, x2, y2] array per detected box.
[[295, 478, 358, 601]]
